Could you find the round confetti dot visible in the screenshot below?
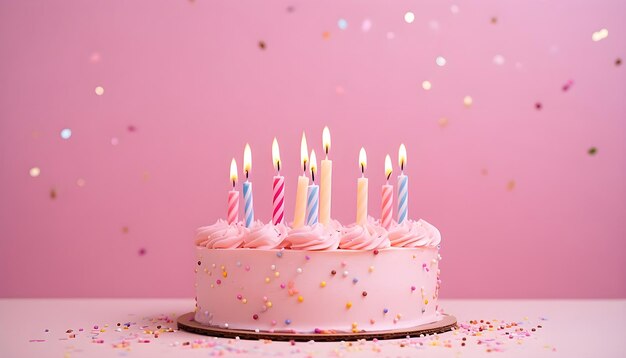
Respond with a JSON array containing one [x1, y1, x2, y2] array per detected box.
[[236, 294, 242, 300], [270, 264, 276, 271], [383, 308, 389, 314], [95, 86, 104, 95], [615, 58, 622, 66], [463, 96, 473, 107], [138, 248, 146, 256], [253, 314, 258, 320], [331, 270, 336, 275], [588, 147, 598, 156], [242, 298, 247, 304], [296, 268, 303, 274], [404, 11, 415, 24], [197, 261, 201, 266], [343, 270, 349, 277], [422, 81, 432, 90], [493, 55, 505, 66], [297, 296, 304, 302], [368, 266, 375, 272], [276, 251, 283, 258], [352, 278, 359, 284], [265, 277, 270, 283], [491, 17, 498, 24], [438, 117, 449, 128], [60, 128, 72, 140], [266, 301, 272, 308], [285, 319, 291, 325], [362, 291, 368, 297], [535, 102, 543, 110], [436, 56, 447, 67], [592, 28, 608, 42], [274, 271, 280, 277], [320, 281, 327, 287], [29, 167, 41, 177], [258, 41, 266, 50], [337, 18, 348, 30], [346, 301, 353, 309], [361, 19, 372, 32]]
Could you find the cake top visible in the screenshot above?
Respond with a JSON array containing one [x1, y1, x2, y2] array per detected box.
[[196, 217, 441, 251]]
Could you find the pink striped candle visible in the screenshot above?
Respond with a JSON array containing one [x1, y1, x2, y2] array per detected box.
[[381, 154, 393, 229], [227, 158, 239, 224], [227, 190, 239, 224], [272, 175, 285, 224]]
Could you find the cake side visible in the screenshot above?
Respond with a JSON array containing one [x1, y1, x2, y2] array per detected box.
[[194, 246, 441, 333]]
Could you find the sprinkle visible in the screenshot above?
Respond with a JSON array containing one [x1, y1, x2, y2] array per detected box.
[[493, 54, 505, 65], [331, 270, 337, 275], [296, 268, 303, 274], [346, 301, 353, 309], [258, 41, 266, 50], [592, 28, 609, 42], [280, 283, 286, 289], [343, 270, 349, 277], [242, 298, 247, 304], [352, 278, 359, 284], [535, 102, 543, 110], [216, 279, 221, 285], [297, 296, 304, 302], [236, 261, 242, 267], [383, 308, 389, 314], [305, 255, 311, 260], [274, 271, 280, 277], [352, 322, 358, 328], [616, 58, 622, 66], [337, 18, 348, 30], [49, 188, 57, 200], [422, 81, 432, 90], [266, 301, 272, 308], [436, 56, 447, 67], [438, 117, 449, 127], [236, 294, 242, 300], [320, 281, 327, 287], [373, 249, 379, 255], [463, 95, 473, 107], [562, 79, 574, 92], [222, 271, 228, 278], [285, 319, 291, 325], [253, 314, 258, 320], [60, 128, 72, 140], [276, 251, 283, 258], [491, 17, 498, 24], [224, 323, 229, 328], [588, 147, 597, 156], [95, 86, 104, 95], [424, 299, 429, 304], [270, 264, 276, 271], [265, 277, 270, 283], [411, 286, 416, 292], [368, 266, 375, 272], [362, 291, 368, 297]]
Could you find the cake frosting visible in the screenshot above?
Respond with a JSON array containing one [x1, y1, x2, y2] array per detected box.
[[193, 218, 442, 334]]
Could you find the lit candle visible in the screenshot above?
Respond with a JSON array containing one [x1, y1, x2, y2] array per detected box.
[[397, 144, 408, 224], [272, 138, 285, 225], [306, 150, 319, 226], [242, 144, 254, 228], [356, 147, 368, 226], [293, 132, 309, 228], [319, 126, 333, 226], [228, 158, 239, 225], [381, 154, 393, 229]]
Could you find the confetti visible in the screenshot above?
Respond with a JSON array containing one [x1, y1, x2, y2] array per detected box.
[[50, 188, 57, 200], [95, 86, 104, 95], [322, 31, 331, 40], [404, 12, 415, 24], [491, 17, 498, 24], [493, 54, 505, 65], [127, 125, 137, 132], [438, 117, 449, 128], [258, 41, 266, 50], [361, 19, 372, 32], [422, 81, 432, 90], [588, 147, 597, 156], [615, 58, 622, 66], [507, 180, 516, 191], [535, 102, 543, 110], [29, 167, 41, 177], [591, 28, 608, 42], [562, 80, 574, 92], [60, 128, 72, 140], [435, 56, 446, 67], [463, 96, 473, 107], [138, 248, 147, 256], [337, 18, 348, 30], [122, 226, 129, 234]]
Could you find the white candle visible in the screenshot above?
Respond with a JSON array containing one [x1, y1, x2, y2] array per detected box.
[[320, 126, 332, 226], [293, 132, 309, 228], [356, 147, 368, 226]]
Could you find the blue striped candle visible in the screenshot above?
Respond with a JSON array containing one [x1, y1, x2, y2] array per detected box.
[[243, 181, 254, 227], [397, 174, 408, 224], [306, 184, 319, 226]]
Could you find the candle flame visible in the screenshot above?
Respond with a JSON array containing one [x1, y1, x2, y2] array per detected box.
[[322, 126, 331, 156], [230, 158, 238, 187], [359, 147, 367, 174], [385, 154, 392, 180], [398, 143, 407, 171], [272, 137, 281, 172], [243, 143, 252, 178], [300, 132, 309, 172], [310, 149, 317, 182]]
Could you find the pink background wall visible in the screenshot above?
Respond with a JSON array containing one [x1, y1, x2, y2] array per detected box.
[[1, 0, 624, 298]]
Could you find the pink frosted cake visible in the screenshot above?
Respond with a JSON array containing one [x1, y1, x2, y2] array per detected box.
[[193, 218, 442, 333]]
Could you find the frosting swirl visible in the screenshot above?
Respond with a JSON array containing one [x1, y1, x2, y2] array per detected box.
[[340, 217, 390, 250], [285, 223, 340, 251], [243, 221, 289, 249], [195, 220, 247, 249], [387, 219, 441, 247]]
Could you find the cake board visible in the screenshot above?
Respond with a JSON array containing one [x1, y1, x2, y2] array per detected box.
[[177, 312, 457, 342]]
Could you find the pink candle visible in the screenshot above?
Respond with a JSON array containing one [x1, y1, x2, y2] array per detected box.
[[227, 158, 239, 224], [271, 138, 285, 225], [381, 155, 393, 229]]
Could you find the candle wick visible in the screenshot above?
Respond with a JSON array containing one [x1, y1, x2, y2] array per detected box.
[[361, 164, 365, 175], [277, 161, 281, 173], [303, 161, 307, 174], [232, 180, 236, 188], [312, 171, 315, 183], [401, 163, 404, 172], [387, 172, 392, 181], [245, 171, 249, 180]]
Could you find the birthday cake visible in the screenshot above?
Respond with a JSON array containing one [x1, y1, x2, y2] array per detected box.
[[193, 129, 443, 334]]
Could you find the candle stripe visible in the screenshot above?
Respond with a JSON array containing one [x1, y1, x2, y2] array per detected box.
[[381, 185, 393, 229], [306, 185, 319, 226], [272, 176, 285, 225], [227, 191, 239, 224], [243, 182, 254, 228], [397, 175, 408, 224]]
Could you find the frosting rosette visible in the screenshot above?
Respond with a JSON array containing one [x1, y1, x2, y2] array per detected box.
[[339, 217, 390, 250], [195, 219, 247, 249], [285, 223, 340, 251], [243, 221, 289, 249], [387, 219, 441, 248]]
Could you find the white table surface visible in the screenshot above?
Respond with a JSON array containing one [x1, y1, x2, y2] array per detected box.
[[1, 299, 624, 357]]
